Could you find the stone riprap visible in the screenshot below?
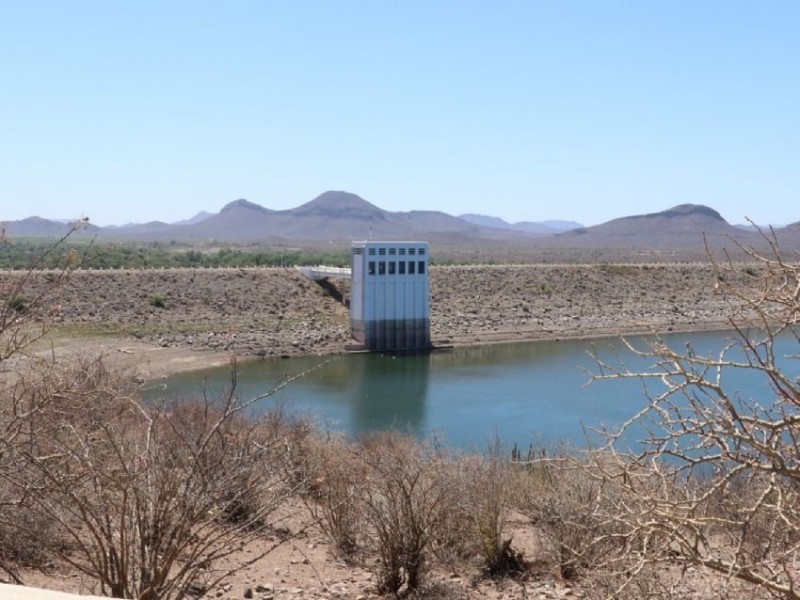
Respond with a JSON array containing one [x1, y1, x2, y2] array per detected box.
[[4, 264, 756, 359]]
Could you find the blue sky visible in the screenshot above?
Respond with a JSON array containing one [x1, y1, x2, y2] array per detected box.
[[1, 1, 798, 227]]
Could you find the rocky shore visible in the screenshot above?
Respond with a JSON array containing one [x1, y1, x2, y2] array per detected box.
[[4, 263, 757, 378], [429, 263, 745, 344]]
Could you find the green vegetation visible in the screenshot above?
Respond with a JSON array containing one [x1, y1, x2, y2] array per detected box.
[[7, 293, 27, 312], [149, 292, 166, 308], [0, 239, 352, 270]]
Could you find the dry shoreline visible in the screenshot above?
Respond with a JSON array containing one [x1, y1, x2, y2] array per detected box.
[[6, 263, 754, 380], [45, 319, 738, 382]]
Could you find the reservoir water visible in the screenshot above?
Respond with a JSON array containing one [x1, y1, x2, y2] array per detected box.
[[144, 330, 798, 450]]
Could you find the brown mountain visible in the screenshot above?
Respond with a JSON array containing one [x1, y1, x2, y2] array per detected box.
[[6, 195, 796, 255], [290, 191, 386, 220], [773, 219, 800, 248], [3, 217, 101, 238], [553, 204, 758, 250], [122, 191, 522, 243], [175, 199, 277, 239]]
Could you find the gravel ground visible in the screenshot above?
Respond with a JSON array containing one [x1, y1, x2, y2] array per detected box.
[[4, 263, 757, 372], [430, 263, 750, 344]]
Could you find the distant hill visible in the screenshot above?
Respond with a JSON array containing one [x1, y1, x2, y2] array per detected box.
[[4, 196, 798, 256], [773, 220, 800, 248], [517, 220, 583, 234], [101, 191, 527, 243], [173, 211, 213, 226], [111, 221, 174, 236], [459, 213, 582, 234], [2, 216, 100, 238], [554, 204, 758, 250], [291, 191, 385, 220]]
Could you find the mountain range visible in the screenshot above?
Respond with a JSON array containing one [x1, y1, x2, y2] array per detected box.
[[2, 191, 798, 251], [457, 214, 582, 235]]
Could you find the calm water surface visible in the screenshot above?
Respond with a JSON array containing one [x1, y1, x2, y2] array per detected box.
[[144, 330, 797, 449]]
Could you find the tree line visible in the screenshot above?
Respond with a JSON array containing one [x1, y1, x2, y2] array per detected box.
[[0, 240, 352, 270]]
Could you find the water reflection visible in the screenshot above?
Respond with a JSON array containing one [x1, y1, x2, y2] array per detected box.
[[145, 337, 638, 448], [350, 353, 430, 435], [143, 330, 799, 449]]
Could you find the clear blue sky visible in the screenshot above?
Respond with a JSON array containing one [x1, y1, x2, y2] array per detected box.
[[1, 1, 798, 227]]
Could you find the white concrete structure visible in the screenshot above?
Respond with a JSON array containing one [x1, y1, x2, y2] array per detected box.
[[295, 265, 352, 281], [350, 241, 430, 351]]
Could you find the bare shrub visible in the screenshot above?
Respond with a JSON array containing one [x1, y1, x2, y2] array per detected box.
[[513, 455, 598, 580], [356, 432, 456, 594], [0, 499, 62, 583], [301, 434, 364, 561], [0, 356, 304, 599], [510, 448, 662, 589], [587, 233, 800, 598], [0, 227, 91, 583], [0, 224, 88, 362], [445, 443, 526, 578]]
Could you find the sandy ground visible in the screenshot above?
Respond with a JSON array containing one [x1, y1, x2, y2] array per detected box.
[[14, 507, 591, 600], [0, 264, 761, 598]]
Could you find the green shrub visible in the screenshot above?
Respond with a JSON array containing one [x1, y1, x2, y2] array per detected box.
[[150, 292, 166, 308], [7, 294, 27, 312]]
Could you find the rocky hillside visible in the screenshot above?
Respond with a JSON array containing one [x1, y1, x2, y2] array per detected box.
[[8, 264, 758, 361]]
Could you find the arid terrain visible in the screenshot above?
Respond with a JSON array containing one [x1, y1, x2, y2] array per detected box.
[[9, 504, 614, 600], [7, 262, 755, 379], [0, 262, 767, 599]]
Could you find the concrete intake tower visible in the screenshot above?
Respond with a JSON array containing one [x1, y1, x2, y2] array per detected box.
[[349, 241, 431, 352]]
